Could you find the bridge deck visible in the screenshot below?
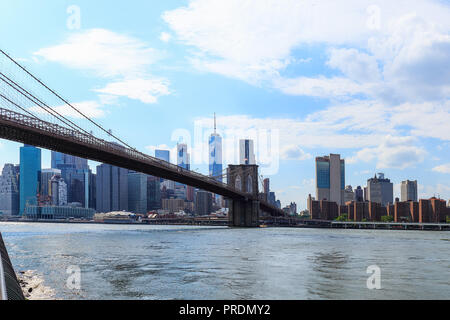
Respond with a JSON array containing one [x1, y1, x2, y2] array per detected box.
[[0, 107, 284, 215]]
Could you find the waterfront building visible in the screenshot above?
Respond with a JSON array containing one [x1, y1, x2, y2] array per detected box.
[[128, 172, 148, 214], [96, 164, 128, 213], [239, 139, 256, 165], [195, 191, 213, 216], [309, 199, 339, 220], [315, 154, 345, 205], [24, 205, 94, 220], [401, 180, 418, 202], [0, 164, 20, 216], [20, 145, 41, 215], [162, 198, 185, 214], [366, 173, 393, 206]]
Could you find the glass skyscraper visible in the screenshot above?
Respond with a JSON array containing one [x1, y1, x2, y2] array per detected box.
[[20, 145, 41, 215], [315, 154, 345, 205], [209, 114, 223, 182], [155, 149, 170, 163]]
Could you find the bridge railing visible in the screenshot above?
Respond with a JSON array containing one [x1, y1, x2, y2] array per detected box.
[[0, 232, 25, 300], [0, 107, 250, 199]]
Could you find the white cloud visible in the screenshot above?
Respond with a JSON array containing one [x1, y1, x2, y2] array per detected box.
[[164, 0, 450, 99], [432, 163, 450, 174], [281, 145, 312, 161], [160, 32, 172, 43], [327, 48, 381, 82], [347, 135, 427, 169], [94, 79, 171, 104], [274, 76, 370, 98], [34, 29, 170, 104], [29, 100, 105, 119], [34, 29, 160, 78]]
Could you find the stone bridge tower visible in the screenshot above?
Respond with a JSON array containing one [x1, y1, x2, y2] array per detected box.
[[227, 165, 260, 227]]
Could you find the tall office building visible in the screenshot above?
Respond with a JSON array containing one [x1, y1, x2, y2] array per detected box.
[[239, 139, 255, 165], [401, 180, 418, 202], [366, 173, 393, 206], [147, 176, 161, 210], [177, 143, 190, 170], [20, 145, 41, 215], [40, 168, 61, 204], [155, 149, 170, 163], [209, 114, 223, 181], [88, 171, 97, 210], [344, 185, 355, 203], [96, 164, 128, 213], [0, 164, 20, 216], [128, 172, 148, 214], [51, 151, 88, 170], [315, 154, 345, 205], [51, 151, 89, 207], [355, 186, 364, 202], [50, 174, 68, 206]]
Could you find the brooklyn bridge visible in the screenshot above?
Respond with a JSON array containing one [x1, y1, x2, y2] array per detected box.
[[0, 49, 285, 227]]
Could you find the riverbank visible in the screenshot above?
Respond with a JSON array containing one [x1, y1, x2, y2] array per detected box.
[[1, 217, 449, 231], [16, 270, 56, 300]]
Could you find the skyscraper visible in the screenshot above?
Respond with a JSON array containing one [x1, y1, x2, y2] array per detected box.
[[128, 172, 148, 214], [96, 164, 128, 213], [155, 149, 170, 163], [50, 174, 67, 206], [315, 154, 345, 205], [195, 191, 213, 216], [209, 113, 223, 181], [40, 168, 62, 204], [367, 173, 393, 206], [20, 145, 41, 215], [177, 143, 190, 170], [51, 151, 89, 207], [51, 151, 88, 170], [147, 176, 161, 210], [239, 139, 255, 165], [344, 185, 355, 203], [401, 180, 418, 202], [355, 186, 364, 202], [0, 164, 20, 216]]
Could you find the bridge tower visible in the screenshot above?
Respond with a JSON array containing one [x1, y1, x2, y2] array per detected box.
[[227, 165, 260, 227]]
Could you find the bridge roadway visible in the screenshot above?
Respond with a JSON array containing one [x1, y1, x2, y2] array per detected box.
[[0, 107, 284, 217]]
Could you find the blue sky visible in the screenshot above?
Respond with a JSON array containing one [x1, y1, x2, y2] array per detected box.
[[0, 0, 449, 209]]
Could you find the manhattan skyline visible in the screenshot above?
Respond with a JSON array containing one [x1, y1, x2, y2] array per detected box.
[[0, 0, 449, 209]]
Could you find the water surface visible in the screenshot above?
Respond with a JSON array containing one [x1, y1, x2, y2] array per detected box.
[[1, 222, 449, 300]]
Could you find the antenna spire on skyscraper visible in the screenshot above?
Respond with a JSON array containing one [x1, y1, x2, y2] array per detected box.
[[214, 112, 217, 134]]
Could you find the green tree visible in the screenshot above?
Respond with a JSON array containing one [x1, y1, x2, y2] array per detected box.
[[381, 215, 394, 222]]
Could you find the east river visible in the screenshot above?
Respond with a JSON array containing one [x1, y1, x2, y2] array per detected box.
[[0, 222, 449, 300]]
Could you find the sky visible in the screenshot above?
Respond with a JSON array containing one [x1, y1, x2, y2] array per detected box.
[[0, 0, 449, 209]]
